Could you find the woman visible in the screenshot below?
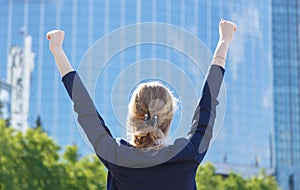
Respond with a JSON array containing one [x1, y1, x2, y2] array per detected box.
[[47, 19, 236, 190]]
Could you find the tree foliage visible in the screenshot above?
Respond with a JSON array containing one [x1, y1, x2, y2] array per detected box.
[[0, 119, 280, 190], [196, 162, 281, 190], [0, 119, 106, 190]]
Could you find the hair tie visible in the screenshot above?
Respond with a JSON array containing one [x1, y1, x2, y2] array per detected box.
[[144, 112, 159, 128], [144, 112, 150, 121]]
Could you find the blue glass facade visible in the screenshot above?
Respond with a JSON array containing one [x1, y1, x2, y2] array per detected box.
[[272, 0, 300, 189], [0, 0, 273, 176]]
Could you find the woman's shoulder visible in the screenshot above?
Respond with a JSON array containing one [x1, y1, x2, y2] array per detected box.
[[163, 138, 198, 162]]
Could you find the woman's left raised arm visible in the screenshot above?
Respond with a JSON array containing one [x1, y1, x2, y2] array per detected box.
[[46, 30, 74, 77]]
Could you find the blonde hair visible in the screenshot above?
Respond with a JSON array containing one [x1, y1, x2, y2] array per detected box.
[[127, 81, 177, 150]]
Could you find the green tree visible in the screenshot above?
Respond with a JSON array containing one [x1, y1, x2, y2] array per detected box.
[[245, 169, 281, 190], [0, 120, 62, 190], [61, 145, 107, 190], [0, 119, 107, 190], [196, 163, 281, 190], [196, 162, 221, 190], [0, 119, 15, 189], [218, 172, 247, 190]]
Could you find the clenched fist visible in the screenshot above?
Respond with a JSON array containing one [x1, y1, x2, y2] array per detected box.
[[46, 30, 65, 55], [219, 19, 237, 43]]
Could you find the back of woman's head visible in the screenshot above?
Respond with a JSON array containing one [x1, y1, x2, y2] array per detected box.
[[127, 81, 177, 150]]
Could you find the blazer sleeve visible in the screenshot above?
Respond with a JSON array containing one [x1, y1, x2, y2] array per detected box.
[[187, 65, 225, 163], [62, 71, 117, 168], [62, 71, 112, 136]]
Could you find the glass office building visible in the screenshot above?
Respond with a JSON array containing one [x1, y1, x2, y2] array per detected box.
[[272, 0, 300, 189], [0, 0, 273, 175]]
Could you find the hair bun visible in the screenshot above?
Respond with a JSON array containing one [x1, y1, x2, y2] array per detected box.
[[127, 81, 178, 150]]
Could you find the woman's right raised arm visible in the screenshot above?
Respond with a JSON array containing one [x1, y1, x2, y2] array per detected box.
[[46, 31, 115, 166], [187, 19, 236, 163]]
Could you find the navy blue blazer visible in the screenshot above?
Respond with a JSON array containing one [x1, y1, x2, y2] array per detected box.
[[62, 65, 225, 190]]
